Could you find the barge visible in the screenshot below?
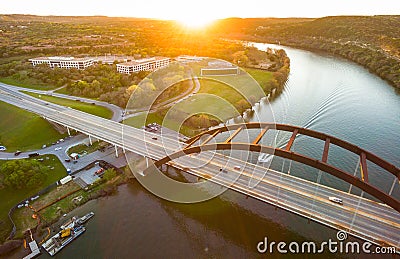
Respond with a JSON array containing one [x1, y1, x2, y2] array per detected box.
[[42, 225, 85, 256], [42, 212, 94, 256]]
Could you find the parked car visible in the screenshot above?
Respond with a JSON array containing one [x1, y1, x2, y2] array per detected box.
[[233, 166, 241, 170], [0, 146, 6, 151], [65, 158, 71, 162], [152, 137, 158, 140], [55, 147, 62, 151]]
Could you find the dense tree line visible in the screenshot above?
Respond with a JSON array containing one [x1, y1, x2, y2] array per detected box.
[[0, 15, 289, 111], [0, 160, 48, 189]]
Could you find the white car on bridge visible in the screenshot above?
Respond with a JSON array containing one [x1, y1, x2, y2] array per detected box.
[[328, 196, 343, 205]]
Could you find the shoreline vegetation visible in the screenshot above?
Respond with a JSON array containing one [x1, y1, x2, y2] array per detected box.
[[0, 156, 132, 256], [0, 155, 66, 246], [210, 16, 400, 89]]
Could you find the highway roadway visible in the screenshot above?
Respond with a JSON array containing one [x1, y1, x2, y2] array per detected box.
[[0, 84, 398, 250]]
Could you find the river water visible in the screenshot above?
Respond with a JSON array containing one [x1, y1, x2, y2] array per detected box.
[[33, 43, 400, 258]]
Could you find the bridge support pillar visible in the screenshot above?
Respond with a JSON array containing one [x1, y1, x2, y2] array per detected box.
[[145, 157, 149, 168], [122, 147, 126, 154], [67, 127, 71, 136], [88, 135, 92, 146], [115, 145, 118, 157]]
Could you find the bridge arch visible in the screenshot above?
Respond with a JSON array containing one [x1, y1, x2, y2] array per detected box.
[[154, 122, 400, 213]]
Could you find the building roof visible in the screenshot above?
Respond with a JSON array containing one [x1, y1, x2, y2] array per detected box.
[[207, 60, 234, 68], [91, 55, 135, 63], [117, 57, 170, 67], [29, 56, 93, 62]]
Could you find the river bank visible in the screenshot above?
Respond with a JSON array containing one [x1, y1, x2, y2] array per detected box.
[[0, 168, 131, 257], [240, 36, 400, 90]]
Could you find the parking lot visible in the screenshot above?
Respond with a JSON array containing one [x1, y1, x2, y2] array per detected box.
[[73, 164, 104, 188]]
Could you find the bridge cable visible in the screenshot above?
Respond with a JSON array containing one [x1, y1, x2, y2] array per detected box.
[[287, 160, 293, 175], [275, 160, 286, 205], [310, 170, 323, 219], [349, 191, 364, 233], [348, 156, 360, 194], [388, 176, 397, 196]]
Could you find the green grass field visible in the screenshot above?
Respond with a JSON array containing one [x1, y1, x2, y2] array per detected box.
[[67, 141, 103, 156], [25, 92, 113, 119], [245, 68, 273, 90], [123, 112, 164, 128], [123, 68, 273, 135], [0, 155, 67, 242], [0, 77, 57, 91], [198, 79, 244, 105], [0, 101, 65, 152], [123, 112, 195, 136]]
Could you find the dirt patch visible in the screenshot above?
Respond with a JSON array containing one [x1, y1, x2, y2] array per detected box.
[[48, 121, 67, 134], [0, 239, 22, 256]]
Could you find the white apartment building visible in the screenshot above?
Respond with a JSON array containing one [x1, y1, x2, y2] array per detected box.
[[116, 57, 170, 74], [29, 56, 94, 69]]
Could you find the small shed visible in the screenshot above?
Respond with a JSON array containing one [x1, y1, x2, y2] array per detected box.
[[70, 153, 79, 160]]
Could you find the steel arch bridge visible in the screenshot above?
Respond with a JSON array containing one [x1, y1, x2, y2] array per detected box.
[[154, 122, 400, 213]]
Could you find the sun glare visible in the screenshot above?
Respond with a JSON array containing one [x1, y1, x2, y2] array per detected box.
[[177, 15, 216, 29]]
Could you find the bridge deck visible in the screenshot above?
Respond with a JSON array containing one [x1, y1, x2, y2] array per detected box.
[[0, 84, 398, 250]]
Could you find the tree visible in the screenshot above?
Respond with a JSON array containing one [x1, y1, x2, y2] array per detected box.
[[0, 160, 49, 189], [232, 51, 249, 66], [102, 168, 117, 182], [235, 99, 250, 112]]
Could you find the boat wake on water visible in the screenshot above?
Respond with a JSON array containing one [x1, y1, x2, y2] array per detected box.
[[257, 85, 353, 164]]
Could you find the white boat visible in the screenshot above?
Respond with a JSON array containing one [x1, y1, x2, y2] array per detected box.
[[258, 153, 274, 163], [76, 211, 94, 225]]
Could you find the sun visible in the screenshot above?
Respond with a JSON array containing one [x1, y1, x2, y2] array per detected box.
[[177, 15, 216, 29]]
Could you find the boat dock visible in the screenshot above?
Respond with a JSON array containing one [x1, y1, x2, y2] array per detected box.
[[23, 240, 40, 259]]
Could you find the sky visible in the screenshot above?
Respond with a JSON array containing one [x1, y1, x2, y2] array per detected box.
[[1, 0, 399, 20]]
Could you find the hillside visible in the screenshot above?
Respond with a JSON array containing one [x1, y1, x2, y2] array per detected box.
[[213, 16, 400, 88]]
